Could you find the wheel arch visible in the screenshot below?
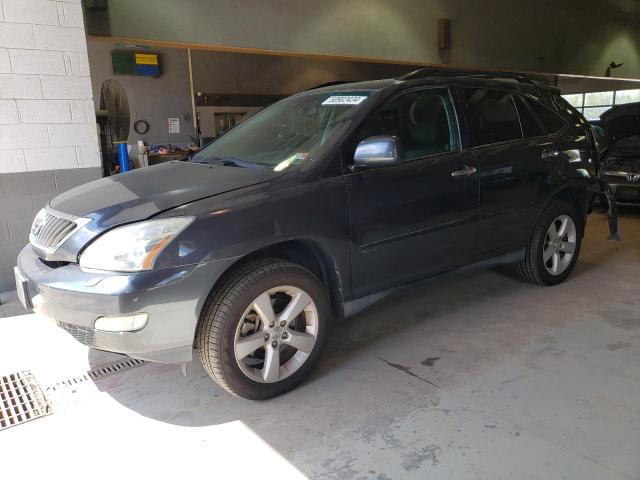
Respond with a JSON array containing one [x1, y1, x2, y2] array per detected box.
[[196, 238, 346, 330], [550, 184, 591, 227], [522, 183, 591, 251]]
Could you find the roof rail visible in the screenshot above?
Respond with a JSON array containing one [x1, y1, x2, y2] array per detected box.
[[306, 80, 353, 91], [400, 67, 543, 87]]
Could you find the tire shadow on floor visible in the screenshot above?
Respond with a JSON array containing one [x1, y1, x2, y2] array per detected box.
[[85, 268, 526, 427]]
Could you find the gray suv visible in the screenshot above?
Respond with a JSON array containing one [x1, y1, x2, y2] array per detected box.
[[15, 70, 601, 399]]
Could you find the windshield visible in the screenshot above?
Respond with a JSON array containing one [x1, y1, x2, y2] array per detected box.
[[191, 91, 373, 171]]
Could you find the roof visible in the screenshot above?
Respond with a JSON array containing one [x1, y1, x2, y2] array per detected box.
[[302, 78, 397, 94], [300, 69, 559, 103]]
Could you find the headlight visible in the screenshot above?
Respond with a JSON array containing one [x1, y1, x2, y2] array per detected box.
[[79, 217, 193, 272]]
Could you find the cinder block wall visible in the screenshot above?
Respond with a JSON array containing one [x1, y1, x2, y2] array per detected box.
[[0, 0, 101, 292]]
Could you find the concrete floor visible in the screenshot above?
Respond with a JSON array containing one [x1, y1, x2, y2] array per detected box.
[[1, 210, 639, 479]]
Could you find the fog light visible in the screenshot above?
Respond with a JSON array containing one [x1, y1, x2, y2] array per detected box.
[[94, 313, 148, 332]]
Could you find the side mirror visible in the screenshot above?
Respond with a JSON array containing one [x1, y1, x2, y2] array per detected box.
[[353, 136, 403, 169]]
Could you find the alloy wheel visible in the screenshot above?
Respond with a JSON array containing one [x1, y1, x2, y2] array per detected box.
[[234, 286, 318, 383], [543, 214, 577, 276]]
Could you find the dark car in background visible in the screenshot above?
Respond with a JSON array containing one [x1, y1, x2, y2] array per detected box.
[[599, 102, 640, 205], [15, 69, 601, 399]]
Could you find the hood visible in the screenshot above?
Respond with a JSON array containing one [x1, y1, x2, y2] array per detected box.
[[600, 102, 640, 147], [50, 161, 282, 229], [608, 135, 640, 157]]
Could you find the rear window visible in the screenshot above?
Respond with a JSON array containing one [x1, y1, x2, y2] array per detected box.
[[515, 95, 546, 138], [462, 89, 522, 146], [526, 97, 566, 134]]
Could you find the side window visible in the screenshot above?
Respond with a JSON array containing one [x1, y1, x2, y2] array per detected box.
[[462, 89, 522, 146], [525, 98, 567, 134], [515, 95, 546, 138], [359, 89, 459, 161]]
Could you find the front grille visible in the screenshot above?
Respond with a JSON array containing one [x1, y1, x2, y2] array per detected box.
[[30, 211, 77, 252], [56, 320, 95, 346], [603, 173, 628, 183]]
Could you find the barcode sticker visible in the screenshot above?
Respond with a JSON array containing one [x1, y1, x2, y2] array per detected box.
[[321, 95, 368, 106]]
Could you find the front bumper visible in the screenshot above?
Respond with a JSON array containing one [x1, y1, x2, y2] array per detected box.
[[601, 169, 640, 204], [608, 182, 640, 204], [16, 245, 236, 363]]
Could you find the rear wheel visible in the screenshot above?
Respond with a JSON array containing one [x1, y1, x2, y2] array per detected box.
[[515, 201, 583, 286], [197, 259, 330, 399]]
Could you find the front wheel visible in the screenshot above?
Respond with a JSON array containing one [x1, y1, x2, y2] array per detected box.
[[197, 259, 330, 399], [515, 200, 583, 286]]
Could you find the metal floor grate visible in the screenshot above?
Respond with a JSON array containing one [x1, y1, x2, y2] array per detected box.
[[46, 358, 145, 393], [0, 371, 51, 431], [88, 358, 145, 380]]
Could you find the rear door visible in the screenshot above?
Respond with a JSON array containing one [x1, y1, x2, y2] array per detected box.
[[461, 88, 563, 256], [345, 87, 479, 298]]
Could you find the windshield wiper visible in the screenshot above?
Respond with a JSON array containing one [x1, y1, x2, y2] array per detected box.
[[191, 155, 266, 169]]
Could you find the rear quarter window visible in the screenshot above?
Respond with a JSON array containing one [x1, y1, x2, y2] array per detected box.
[[462, 89, 522, 146], [525, 97, 567, 135], [515, 95, 546, 138]]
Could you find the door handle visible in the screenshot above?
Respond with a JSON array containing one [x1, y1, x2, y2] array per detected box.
[[541, 149, 560, 160], [451, 165, 477, 178]]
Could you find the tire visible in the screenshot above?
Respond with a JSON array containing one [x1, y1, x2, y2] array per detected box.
[[197, 259, 330, 399], [515, 200, 583, 286]]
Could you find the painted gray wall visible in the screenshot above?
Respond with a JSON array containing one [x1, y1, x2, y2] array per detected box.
[[87, 41, 196, 146], [1, 0, 103, 293], [89, 0, 640, 78], [556, 3, 640, 79], [191, 50, 413, 95], [0, 167, 101, 292]]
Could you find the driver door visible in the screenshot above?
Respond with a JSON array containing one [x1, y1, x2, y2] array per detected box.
[[345, 88, 479, 298]]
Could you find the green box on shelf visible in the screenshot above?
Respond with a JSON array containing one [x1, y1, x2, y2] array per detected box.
[[112, 51, 136, 75]]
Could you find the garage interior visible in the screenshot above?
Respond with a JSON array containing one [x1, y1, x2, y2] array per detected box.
[[1, 0, 640, 478]]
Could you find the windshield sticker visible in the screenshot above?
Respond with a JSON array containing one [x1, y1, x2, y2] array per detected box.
[[321, 95, 368, 106]]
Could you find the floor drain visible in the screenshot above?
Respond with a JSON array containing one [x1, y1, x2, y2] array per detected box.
[[88, 358, 145, 380], [46, 358, 145, 393], [0, 371, 51, 431]]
